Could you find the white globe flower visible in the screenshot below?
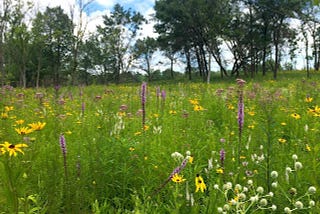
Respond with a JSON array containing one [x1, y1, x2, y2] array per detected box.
[[295, 201, 303, 209], [308, 186, 316, 194], [292, 154, 298, 160], [284, 207, 291, 214], [256, 186, 264, 194], [270, 171, 278, 179]]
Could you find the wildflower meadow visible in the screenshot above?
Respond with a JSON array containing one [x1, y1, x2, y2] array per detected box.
[[1, 74, 320, 213]]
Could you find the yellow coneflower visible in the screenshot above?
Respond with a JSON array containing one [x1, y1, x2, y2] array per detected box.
[[171, 173, 186, 183], [15, 120, 25, 125], [188, 156, 194, 164], [28, 122, 46, 131], [189, 99, 199, 105], [4, 106, 14, 112], [1, 112, 8, 119], [291, 113, 301, 119], [227, 103, 235, 110], [15, 127, 34, 135], [195, 174, 206, 192], [0, 141, 28, 157], [216, 168, 224, 174], [193, 105, 204, 111], [305, 97, 313, 103], [278, 138, 286, 144], [248, 125, 255, 129], [248, 111, 255, 116], [306, 144, 311, 152], [117, 111, 126, 117], [143, 125, 149, 131]]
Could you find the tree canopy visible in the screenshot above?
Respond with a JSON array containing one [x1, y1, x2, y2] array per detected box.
[[0, 0, 319, 87]]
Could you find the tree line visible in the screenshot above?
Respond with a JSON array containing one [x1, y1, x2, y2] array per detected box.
[[0, 0, 319, 87]]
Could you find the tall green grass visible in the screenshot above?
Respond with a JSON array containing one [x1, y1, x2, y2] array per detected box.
[[0, 74, 319, 213]]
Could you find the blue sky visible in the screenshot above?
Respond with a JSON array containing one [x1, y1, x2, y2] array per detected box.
[[90, 0, 155, 15]]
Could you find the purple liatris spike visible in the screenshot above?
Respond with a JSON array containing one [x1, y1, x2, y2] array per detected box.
[[238, 102, 244, 130], [236, 79, 246, 135], [60, 134, 67, 155], [150, 156, 190, 197], [141, 82, 147, 129], [59, 134, 68, 176], [141, 82, 147, 104], [54, 84, 60, 92], [161, 90, 166, 101], [169, 157, 189, 179]]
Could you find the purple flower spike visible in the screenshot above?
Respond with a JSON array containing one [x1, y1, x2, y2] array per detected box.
[[238, 102, 244, 130], [60, 134, 67, 155], [59, 134, 68, 177], [237, 79, 246, 136], [161, 90, 166, 101], [141, 82, 147, 105]]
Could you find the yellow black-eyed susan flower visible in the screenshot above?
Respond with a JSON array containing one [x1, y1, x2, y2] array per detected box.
[[28, 122, 46, 131], [0, 141, 28, 157], [171, 173, 186, 183], [290, 113, 301, 119], [15, 127, 34, 135], [305, 97, 313, 103], [195, 174, 206, 192]]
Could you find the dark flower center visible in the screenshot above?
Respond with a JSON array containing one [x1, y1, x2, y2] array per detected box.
[[9, 144, 15, 149]]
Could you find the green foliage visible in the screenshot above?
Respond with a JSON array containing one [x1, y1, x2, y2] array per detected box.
[[2, 1, 320, 86], [0, 75, 320, 212]]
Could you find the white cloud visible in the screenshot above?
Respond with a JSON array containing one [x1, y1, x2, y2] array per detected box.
[[95, 0, 117, 8], [137, 8, 158, 39], [27, 0, 156, 37]]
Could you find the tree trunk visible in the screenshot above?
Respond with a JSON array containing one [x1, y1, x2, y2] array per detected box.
[[36, 55, 41, 89], [207, 53, 211, 84], [305, 35, 310, 78], [199, 45, 208, 82], [262, 22, 269, 76], [274, 39, 279, 79], [170, 56, 174, 79], [185, 49, 192, 80], [0, 40, 4, 86]]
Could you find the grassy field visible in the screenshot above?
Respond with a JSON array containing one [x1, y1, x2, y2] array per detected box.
[[0, 72, 320, 213]]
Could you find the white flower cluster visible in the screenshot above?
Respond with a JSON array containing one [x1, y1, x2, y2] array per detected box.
[[251, 153, 265, 164], [215, 180, 276, 213], [271, 156, 316, 213]]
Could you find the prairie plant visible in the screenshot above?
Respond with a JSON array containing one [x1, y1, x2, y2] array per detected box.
[[268, 155, 316, 213], [214, 179, 277, 213]]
